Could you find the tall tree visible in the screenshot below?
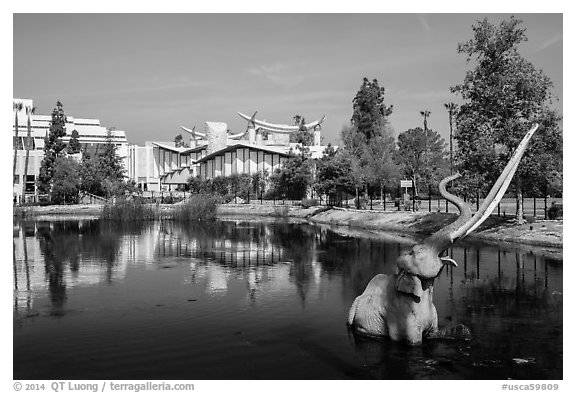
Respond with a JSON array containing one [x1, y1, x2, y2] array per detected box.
[[396, 127, 449, 195], [314, 144, 354, 204], [443, 103, 458, 175], [341, 123, 368, 204], [99, 128, 126, 197], [13, 101, 23, 191], [363, 135, 401, 205], [22, 105, 36, 198], [420, 110, 431, 174], [37, 101, 67, 195], [351, 77, 393, 143], [344, 78, 395, 204], [451, 16, 562, 224]]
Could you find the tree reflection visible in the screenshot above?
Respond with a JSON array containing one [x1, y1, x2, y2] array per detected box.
[[154, 220, 409, 307], [30, 220, 128, 313]]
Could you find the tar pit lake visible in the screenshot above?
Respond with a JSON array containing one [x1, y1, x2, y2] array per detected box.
[[13, 218, 562, 380]]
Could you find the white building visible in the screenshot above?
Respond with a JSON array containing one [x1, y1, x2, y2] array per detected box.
[[125, 120, 334, 192], [12, 98, 129, 201], [126, 142, 207, 192]]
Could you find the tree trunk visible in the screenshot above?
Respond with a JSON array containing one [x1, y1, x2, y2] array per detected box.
[[515, 176, 525, 225], [23, 117, 32, 200], [355, 187, 359, 209], [13, 114, 19, 187], [380, 183, 384, 206]]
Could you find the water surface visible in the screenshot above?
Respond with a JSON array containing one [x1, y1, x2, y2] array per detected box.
[[13, 218, 562, 379]]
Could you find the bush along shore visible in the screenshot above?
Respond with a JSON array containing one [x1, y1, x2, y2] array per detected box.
[[14, 203, 562, 249], [100, 194, 221, 222], [15, 193, 221, 223]]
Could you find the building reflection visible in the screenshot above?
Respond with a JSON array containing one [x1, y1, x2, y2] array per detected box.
[[13, 219, 129, 317]]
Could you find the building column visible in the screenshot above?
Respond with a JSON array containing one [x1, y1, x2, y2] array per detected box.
[[313, 126, 321, 146], [248, 126, 256, 144]]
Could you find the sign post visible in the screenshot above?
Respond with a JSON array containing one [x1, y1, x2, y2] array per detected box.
[[400, 180, 413, 211]]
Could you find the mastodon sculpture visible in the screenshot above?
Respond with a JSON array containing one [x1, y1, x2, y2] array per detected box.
[[348, 124, 539, 345]]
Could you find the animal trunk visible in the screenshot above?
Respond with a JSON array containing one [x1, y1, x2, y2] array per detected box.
[[424, 124, 539, 253]]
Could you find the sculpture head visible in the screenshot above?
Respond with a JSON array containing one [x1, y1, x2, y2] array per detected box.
[[395, 124, 539, 284]]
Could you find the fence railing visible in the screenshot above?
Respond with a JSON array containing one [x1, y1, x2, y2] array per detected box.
[[149, 189, 561, 220], [16, 188, 562, 220], [322, 193, 562, 220]]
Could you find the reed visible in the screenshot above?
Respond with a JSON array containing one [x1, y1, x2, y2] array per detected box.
[[172, 193, 220, 222], [101, 198, 160, 221]]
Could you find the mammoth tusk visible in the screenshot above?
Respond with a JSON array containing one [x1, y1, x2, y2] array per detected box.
[[451, 124, 539, 240], [440, 256, 458, 267]]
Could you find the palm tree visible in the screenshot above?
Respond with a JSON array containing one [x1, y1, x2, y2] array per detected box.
[[13, 102, 23, 194], [23, 105, 36, 199], [443, 103, 457, 175], [419, 110, 431, 189]]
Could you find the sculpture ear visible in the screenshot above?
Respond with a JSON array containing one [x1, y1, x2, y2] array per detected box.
[[396, 272, 424, 301]]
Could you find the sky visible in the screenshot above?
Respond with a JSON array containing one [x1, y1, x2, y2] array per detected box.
[[13, 13, 562, 147]]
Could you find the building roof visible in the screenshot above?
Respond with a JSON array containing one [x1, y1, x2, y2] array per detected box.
[[194, 142, 291, 164], [182, 144, 208, 154], [151, 141, 191, 153]]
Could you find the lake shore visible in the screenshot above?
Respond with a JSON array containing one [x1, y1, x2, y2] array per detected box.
[[14, 203, 562, 251], [219, 204, 563, 251]]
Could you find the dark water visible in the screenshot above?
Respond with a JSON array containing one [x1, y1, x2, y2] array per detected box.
[[13, 218, 562, 380]]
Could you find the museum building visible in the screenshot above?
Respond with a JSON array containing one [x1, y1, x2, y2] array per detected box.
[[12, 98, 129, 202], [13, 98, 331, 197]]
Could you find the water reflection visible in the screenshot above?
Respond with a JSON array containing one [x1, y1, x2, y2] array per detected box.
[[13, 218, 562, 318], [13, 220, 132, 316], [13, 218, 562, 379]]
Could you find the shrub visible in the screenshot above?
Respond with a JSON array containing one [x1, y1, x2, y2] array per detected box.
[[162, 195, 184, 204], [271, 205, 290, 218], [101, 198, 159, 221], [173, 193, 220, 222], [301, 198, 318, 208], [547, 202, 563, 220]]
